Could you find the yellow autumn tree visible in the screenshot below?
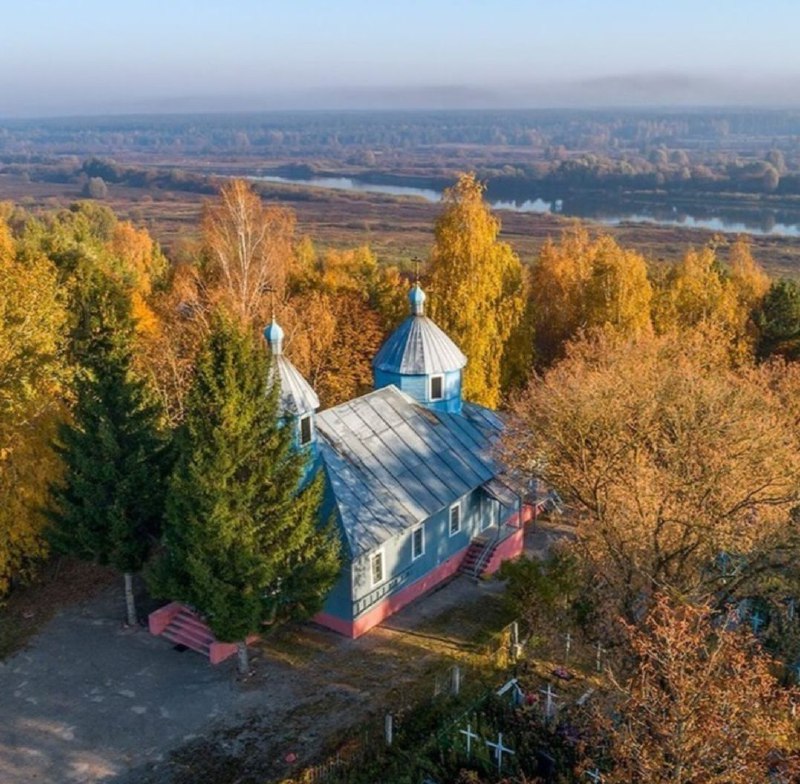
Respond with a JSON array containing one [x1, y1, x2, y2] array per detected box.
[[428, 173, 527, 408], [108, 220, 168, 338], [651, 244, 756, 360], [531, 225, 652, 366], [0, 220, 68, 593], [729, 235, 770, 310]]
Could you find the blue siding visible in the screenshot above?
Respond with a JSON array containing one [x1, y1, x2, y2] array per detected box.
[[321, 566, 353, 620], [374, 369, 462, 413], [350, 487, 492, 618]]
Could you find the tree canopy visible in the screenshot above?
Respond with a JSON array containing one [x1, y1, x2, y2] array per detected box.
[[148, 315, 340, 668], [504, 329, 800, 622], [428, 173, 528, 407]]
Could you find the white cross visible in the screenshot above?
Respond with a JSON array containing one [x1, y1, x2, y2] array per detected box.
[[459, 722, 480, 757], [485, 731, 515, 772], [595, 642, 606, 673], [539, 683, 558, 719], [586, 768, 603, 782], [751, 610, 764, 634]]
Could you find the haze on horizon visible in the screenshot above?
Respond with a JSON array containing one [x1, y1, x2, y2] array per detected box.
[[2, 0, 800, 118]]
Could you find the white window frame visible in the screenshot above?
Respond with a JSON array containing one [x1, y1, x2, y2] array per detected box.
[[429, 374, 444, 401], [411, 524, 425, 560], [482, 497, 498, 531], [370, 549, 385, 587], [298, 414, 313, 446], [449, 501, 462, 536]]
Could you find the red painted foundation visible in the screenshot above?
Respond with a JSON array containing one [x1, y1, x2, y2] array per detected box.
[[484, 526, 525, 575], [315, 546, 469, 638], [315, 523, 527, 639]]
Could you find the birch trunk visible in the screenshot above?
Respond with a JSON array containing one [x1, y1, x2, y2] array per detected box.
[[236, 641, 249, 675], [124, 572, 137, 626]]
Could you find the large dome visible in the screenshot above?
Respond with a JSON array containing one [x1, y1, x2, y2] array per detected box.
[[372, 309, 466, 376]]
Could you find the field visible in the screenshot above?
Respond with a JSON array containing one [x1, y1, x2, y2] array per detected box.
[[3, 169, 800, 278]]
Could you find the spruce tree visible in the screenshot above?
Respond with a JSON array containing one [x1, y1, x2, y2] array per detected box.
[[148, 314, 340, 673], [49, 278, 169, 625]]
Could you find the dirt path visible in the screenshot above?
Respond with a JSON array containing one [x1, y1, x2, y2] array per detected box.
[[0, 574, 510, 784]]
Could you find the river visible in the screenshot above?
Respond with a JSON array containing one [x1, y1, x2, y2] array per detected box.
[[255, 174, 800, 238]]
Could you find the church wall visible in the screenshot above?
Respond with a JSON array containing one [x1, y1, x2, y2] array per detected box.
[[347, 486, 486, 613]]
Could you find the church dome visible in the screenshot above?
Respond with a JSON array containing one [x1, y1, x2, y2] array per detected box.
[[263, 318, 319, 415], [273, 356, 320, 415], [372, 284, 466, 376], [263, 318, 285, 353]]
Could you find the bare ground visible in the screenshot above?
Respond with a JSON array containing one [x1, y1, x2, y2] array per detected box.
[[0, 569, 513, 784]]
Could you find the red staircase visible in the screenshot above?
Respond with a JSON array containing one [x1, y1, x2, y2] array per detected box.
[[459, 535, 500, 580], [161, 606, 215, 656], [148, 602, 241, 664]]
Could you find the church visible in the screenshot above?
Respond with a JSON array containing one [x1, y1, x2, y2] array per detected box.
[[266, 282, 528, 638]]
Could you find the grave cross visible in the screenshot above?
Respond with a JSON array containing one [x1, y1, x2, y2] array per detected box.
[[539, 683, 558, 719], [751, 610, 764, 634], [485, 731, 515, 772], [595, 642, 606, 673], [459, 722, 480, 757], [586, 768, 603, 782]]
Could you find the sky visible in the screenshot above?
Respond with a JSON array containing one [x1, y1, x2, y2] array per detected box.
[[2, 0, 800, 117]]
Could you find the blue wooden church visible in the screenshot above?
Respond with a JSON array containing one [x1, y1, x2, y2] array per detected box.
[[265, 283, 527, 638]]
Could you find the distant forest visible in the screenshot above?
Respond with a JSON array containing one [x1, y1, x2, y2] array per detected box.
[[3, 109, 800, 200]]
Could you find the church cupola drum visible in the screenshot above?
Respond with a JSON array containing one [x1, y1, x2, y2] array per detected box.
[[372, 283, 467, 413]]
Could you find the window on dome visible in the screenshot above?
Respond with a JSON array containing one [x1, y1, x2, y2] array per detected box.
[[430, 375, 444, 401], [299, 415, 313, 446]]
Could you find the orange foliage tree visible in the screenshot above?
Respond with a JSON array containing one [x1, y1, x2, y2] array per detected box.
[[590, 594, 800, 784], [503, 329, 800, 621]]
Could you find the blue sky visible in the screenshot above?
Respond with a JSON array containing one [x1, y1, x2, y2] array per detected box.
[[2, 0, 800, 116]]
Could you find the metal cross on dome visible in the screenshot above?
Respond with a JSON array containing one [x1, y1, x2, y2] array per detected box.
[[459, 722, 479, 757], [485, 731, 515, 772], [412, 257, 421, 284]]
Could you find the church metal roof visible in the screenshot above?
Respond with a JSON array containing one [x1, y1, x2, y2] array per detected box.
[[273, 355, 320, 415], [372, 315, 467, 375], [316, 385, 508, 557]]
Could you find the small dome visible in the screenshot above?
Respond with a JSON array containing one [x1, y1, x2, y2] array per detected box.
[[408, 284, 426, 315], [273, 356, 320, 415], [263, 318, 284, 354]]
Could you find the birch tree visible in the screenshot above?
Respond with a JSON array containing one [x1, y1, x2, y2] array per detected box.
[[428, 173, 527, 408]]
